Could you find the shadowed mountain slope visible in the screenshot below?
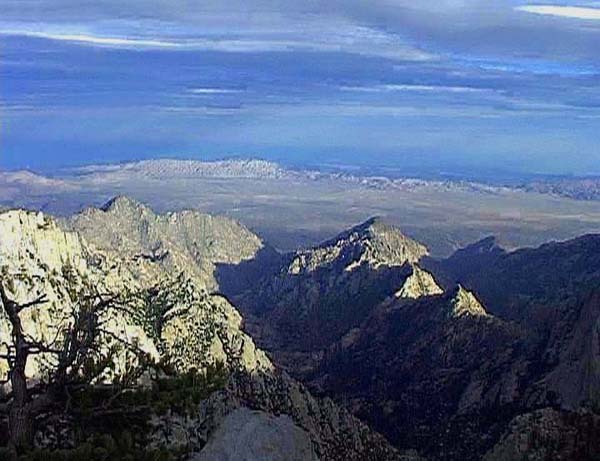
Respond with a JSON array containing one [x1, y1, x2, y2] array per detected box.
[[227, 218, 437, 376], [223, 221, 600, 460]]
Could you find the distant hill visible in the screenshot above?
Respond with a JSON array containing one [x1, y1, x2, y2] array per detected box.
[[520, 176, 600, 201], [70, 158, 288, 179], [67, 158, 510, 194]]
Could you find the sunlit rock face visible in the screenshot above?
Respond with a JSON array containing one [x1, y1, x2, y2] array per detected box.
[[0, 209, 157, 382], [394, 264, 443, 299], [0, 206, 273, 383], [446, 285, 488, 318], [67, 195, 267, 292], [287, 217, 428, 275], [0, 201, 403, 461]]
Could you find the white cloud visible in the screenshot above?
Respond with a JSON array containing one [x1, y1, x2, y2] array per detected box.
[[340, 84, 493, 94], [0, 30, 183, 47], [516, 5, 600, 20], [188, 88, 243, 94], [0, 23, 433, 61]]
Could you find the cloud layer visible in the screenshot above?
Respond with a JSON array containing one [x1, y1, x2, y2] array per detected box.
[[0, 21, 432, 61], [516, 5, 600, 20], [1, 1, 600, 176]]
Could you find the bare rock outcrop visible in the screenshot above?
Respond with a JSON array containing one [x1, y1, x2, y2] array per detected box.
[[394, 264, 443, 300], [484, 408, 600, 461], [193, 407, 319, 461], [67, 195, 268, 291]]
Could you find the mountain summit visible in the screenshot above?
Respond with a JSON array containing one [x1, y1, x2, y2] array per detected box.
[[229, 218, 437, 376], [68, 196, 268, 291], [288, 217, 428, 275]]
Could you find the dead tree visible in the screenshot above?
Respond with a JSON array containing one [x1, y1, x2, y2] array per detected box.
[[0, 284, 48, 454], [0, 280, 135, 456]]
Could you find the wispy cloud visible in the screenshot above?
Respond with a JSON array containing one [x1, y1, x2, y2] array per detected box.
[[159, 105, 245, 116], [0, 24, 433, 61], [340, 84, 494, 94], [516, 5, 600, 20], [0, 30, 183, 48], [242, 101, 565, 120], [188, 88, 244, 95], [4, 0, 600, 174]]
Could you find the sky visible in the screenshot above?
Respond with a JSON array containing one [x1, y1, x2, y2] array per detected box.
[[1, 0, 600, 178]]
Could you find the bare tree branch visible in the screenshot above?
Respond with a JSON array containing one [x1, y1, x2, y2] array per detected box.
[[27, 345, 63, 355], [97, 328, 147, 357], [0, 274, 148, 453], [16, 294, 49, 313], [0, 281, 13, 313]]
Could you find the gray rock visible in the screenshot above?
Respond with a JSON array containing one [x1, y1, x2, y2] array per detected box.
[[194, 407, 319, 461]]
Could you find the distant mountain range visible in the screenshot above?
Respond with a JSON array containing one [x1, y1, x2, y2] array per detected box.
[[5, 158, 600, 203], [520, 177, 600, 201], [64, 158, 512, 195], [69, 158, 288, 180], [3, 158, 600, 260]]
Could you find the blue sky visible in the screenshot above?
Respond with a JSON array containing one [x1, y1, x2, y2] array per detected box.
[[1, 0, 600, 178]]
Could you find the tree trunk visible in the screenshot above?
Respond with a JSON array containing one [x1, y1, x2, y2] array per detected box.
[[8, 343, 34, 455], [8, 404, 33, 455], [4, 288, 35, 456]]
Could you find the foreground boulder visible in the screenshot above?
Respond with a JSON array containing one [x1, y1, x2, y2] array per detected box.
[[194, 407, 318, 461]]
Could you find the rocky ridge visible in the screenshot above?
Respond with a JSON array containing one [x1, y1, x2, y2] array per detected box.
[[447, 285, 488, 318], [0, 200, 404, 461], [0, 206, 272, 385], [430, 234, 600, 412], [296, 234, 600, 460], [306, 286, 520, 459], [287, 217, 428, 275], [394, 264, 443, 300], [222, 218, 600, 460], [231, 218, 436, 377], [65, 195, 270, 292]]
